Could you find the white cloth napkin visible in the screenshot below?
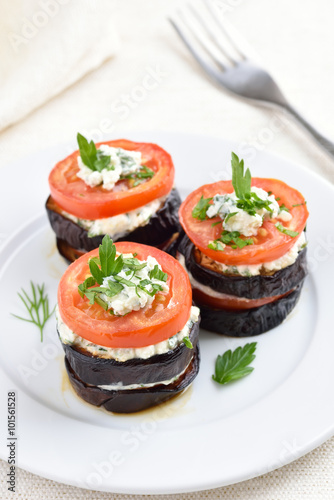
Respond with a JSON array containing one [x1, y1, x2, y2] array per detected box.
[[0, 0, 119, 131]]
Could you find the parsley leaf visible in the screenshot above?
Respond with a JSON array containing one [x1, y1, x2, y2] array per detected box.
[[77, 133, 111, 173], [88, 259, 104, 285], [183, 336, 193, 349], [275, 223, 299, 238], [149, 264, 168, 282], [77, 133, 97, 170], [208, 240, 226, 251], [220, 231, 253, 248], [124, 165, 155, 186], [231, 152, 251, 199], [77, 235, 168, 314], [192, 195, 213, 220], [224, 211, 238, 223], [212, 342, 257, 385]]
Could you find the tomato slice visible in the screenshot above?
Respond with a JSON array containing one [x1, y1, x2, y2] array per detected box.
[[192, 287, 291, 311], [57, 242, 192, 348], [179, 178, 308, 266], [49, 140, 174, 220]]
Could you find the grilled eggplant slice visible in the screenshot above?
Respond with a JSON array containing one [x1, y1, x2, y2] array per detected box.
[[65, 345, 200, 413], [60, 317, 200, 387], [177, 233, 308, 299], [198, 282, 303, 337], [46, 188, 182, 261]]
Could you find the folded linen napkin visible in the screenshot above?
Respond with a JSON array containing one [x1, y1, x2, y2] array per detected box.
[[0, 0, 119, 131]]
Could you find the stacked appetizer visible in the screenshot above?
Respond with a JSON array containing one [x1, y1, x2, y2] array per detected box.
[[47, 134, 181, 262], [177, 153, 309, 336], [57, 235, 200, 413]]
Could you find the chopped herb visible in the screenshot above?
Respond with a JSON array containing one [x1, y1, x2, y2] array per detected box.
[[11, 282, 55, 342], [212, 342, 257, 385], [221, 230, 253, 249], [78, 235, 168, 314], [211, 220, 222, 227], [208, 240, 225, 251], [279, 204, 289, 212], [149, 264, 168, 282], [124, 165, 155, 186], [183, 336, 193, 349], [208, 230, 253, 251], [275, 197, 281, 201], [224, 211, 238, 223], [275, 223, 299, 238], [292, 202, 307, 207], [192, 195, 213, 220]]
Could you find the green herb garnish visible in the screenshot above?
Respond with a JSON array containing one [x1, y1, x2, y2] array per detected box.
[[208, 240, 226, 251], [78, 235, 167, 313], [231, 152, 251, 199], [275, 223, 299, 238], [292, 202, 307, 207], [77, 133, 111, 172], [208, 231, 253, 251], [11, 282, 55, 341], [212, 342, 257, 385], [149, 264, 168, 282], [124, 165, 154, 186], [183, 336, 193, 349], [192, 195, 213, 220], [279, 204, 290, 212]]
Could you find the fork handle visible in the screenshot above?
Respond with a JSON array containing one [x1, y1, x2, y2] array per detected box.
[[283, 103, 334, 158]]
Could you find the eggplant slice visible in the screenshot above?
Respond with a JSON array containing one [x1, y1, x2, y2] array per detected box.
[[65, 345, 200, 413], [60, 317, 200, 387], [198, 282, 304, 337], [46, 188, 182, 261], [177, 233, 308, 299]]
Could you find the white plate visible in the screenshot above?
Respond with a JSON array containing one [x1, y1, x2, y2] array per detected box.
[[0, 132, 333, 495]]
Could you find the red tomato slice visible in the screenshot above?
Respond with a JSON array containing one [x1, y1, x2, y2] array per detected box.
[[57, 242, 192, 348], [179, 178, 308, 266], [49, 140, 174, 220], [193, 287, 291, 311]]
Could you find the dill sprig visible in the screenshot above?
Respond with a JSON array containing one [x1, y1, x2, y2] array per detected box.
[[11, 282, 55, 341]]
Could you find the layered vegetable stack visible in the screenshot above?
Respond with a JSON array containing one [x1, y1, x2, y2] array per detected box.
[[46, 134, 181, 262], [177, 153, 309, 336], [57, 236, 200, 413]]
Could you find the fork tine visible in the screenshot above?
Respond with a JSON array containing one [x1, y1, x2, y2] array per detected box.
[[204, 0, 247, 61], [169, 17, 224, 83], [187, 3, 238, 65], [177, 9, 227, 71]]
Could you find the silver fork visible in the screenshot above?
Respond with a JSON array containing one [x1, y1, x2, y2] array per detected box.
[[170, 1, 334, 158]]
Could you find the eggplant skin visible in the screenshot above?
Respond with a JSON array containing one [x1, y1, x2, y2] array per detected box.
[[177, 233, 308, 299], [60, 317, 200, 387], [65, 345, 200, 413], [45, 188, 182, 258], [198, 282, 304, 337]]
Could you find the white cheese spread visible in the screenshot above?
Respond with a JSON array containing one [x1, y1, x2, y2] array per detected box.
[[100, 255, 169, 316], [61, 196, 165, 238], [97, 361, 191, 391], [206, 187, 292, 237], [56, 305, 200, 362], [77, 145, 142, 190], [178, 232, 306, 277]]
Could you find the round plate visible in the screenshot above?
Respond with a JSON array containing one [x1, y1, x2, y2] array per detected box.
[[0, 132, 333, 494]]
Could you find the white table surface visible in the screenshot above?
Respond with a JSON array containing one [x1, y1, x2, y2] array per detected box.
[[1, 0, 334, 498]]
